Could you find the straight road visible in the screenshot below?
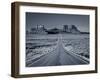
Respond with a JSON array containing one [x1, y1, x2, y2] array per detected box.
[[27, 34, 88, 67]]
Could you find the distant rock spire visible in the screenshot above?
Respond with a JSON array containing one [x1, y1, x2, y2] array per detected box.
[[29, 24, 81, 34], [63, 25, 80, 33]]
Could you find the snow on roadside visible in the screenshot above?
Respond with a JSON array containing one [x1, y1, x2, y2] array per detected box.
[[26, 45, 57, 62]]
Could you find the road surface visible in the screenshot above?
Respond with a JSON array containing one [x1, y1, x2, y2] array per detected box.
[[26, 34, 89, 67]]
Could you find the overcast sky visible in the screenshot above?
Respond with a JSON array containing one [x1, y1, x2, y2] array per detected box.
[[26, 12, 89, 32]]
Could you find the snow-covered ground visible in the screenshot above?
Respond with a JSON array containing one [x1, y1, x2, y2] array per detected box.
[[62, 34, 89, 59], [26, 34, 89, 66], [26, 34, 58, 66]]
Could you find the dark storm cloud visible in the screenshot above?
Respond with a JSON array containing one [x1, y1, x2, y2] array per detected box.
[[26, 12, 89, 32]]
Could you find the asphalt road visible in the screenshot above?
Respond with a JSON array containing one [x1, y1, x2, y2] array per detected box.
[[27, 34, 88, 67]]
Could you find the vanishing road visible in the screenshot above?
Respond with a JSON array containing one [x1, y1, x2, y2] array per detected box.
[[26, 34, 89, 67]]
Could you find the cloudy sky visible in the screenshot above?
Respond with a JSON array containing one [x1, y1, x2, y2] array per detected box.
[[26, 12, 89, 32]]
